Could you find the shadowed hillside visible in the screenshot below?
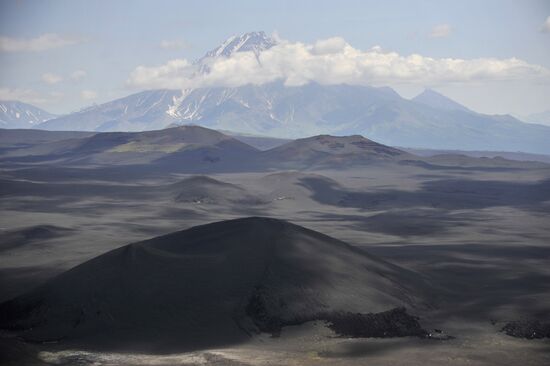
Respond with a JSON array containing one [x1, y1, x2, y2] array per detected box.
[[0, 217, 434, 352]]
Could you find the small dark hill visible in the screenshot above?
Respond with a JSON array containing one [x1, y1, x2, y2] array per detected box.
[[262, 134, 409, 169], [170, 176, 264, 205], [0, 217, 433, 351]]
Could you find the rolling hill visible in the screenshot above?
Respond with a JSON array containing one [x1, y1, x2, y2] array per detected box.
[[262, 134, 410, 168], [0, 125, 259, 169], [0, 217, 433, 350]]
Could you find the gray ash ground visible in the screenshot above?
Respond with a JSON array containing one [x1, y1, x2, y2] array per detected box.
[[1, 128, 550, 364]]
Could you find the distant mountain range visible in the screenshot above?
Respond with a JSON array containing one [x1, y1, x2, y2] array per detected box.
[[0, 100, 56, 129], [38, 89, 180, 132], [3, 31, 550, 154]]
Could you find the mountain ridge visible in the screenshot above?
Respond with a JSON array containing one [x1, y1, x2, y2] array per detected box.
[[201, 31, 276, 60], [411, 88, 471, 113], [0, 100, 56, 129]]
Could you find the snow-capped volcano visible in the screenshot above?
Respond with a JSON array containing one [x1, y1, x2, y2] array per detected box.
[[201, 31, 276, 59], [196, 31, 277, 74], [29, 31, 550, 154], [0, 100, 56, 129]]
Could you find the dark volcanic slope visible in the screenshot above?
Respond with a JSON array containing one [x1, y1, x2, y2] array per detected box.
[[0, 217, 432, 351], [262, 134, 409, 168], [68, 124, 259, 165], [0, 125, 259, 170]]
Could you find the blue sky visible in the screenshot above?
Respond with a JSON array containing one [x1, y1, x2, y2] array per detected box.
[[0, 0, 549, 116]]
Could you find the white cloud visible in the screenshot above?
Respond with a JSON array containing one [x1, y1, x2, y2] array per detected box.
[[311, 37, 348, 55], [540, 16, 550, 33], [129, 59, 195, 89], [430, 24, 452, 38], [160, 39, 190, 50], [0, 87, 63, 105], [41, 73, 63, 85], [0, 33, 83, 52], [127, 37, 550, 91], [80, 90, 98, 100], [71, 70, 87, 81]]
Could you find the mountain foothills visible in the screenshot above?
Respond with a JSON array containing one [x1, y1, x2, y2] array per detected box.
[[3, 31, 550, 155]]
